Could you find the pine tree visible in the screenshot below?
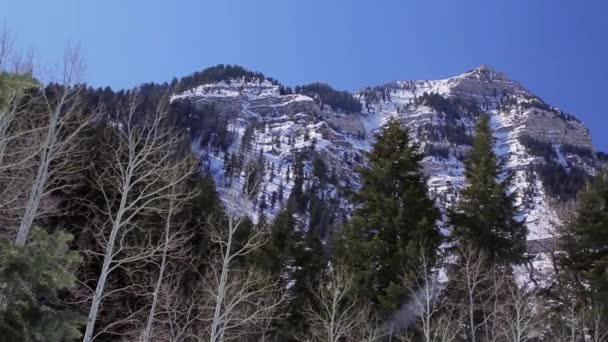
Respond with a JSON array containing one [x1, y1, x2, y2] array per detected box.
[[287, 154, 307, 213], [253, 205, 326, 340], [0, 229, 82, 342], [561, 171, 608, 309], [338, 117, 441, 317], [449, 114, 526, 264], [254, 208, 299, 280]]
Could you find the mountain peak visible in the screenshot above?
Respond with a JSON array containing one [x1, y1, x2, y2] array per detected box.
[[458, 64, 509, 82], [473, 64, 496, 73]]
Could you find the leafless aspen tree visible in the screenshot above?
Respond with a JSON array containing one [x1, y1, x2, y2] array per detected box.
[[496, 282, 540, 342], [141, 161, 198, 342], [352, 307, 386, 342], [396, 305, 461, 342], [0, 29, 39, 230], [203, 194, 286, 342], [582, 303, 608, 342], [400, 245, 446, 342], [15, 46, 93, 246], [396, 244, 464, 342], [0, 27, 13, 72], [301, 266, 379, 342], [430, 304, 462, 342], [155, 270, 205, 342], [450, 246, 507, 342], [81, 92, 193, 342], [0, 26, 33, 75]]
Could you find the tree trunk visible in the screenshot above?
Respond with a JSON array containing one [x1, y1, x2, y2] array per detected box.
[[15, 107, 59, 246]]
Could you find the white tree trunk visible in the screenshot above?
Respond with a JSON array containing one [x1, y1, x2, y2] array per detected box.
[[209, 223, 233, 342], [142, 194, 177, 342], [15, 105, 60, 246], [82, 192, 129, 342]]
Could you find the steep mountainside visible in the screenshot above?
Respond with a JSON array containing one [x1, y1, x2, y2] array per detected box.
[[170, 65, 603, 248]]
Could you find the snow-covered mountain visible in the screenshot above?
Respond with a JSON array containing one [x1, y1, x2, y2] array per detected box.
[[171, 65, 602, 249]]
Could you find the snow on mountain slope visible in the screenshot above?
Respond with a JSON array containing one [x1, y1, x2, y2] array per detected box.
[[171, 66, 600, 246]]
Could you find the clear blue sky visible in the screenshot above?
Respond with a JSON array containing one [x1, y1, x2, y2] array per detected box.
[[3, 0, 607, 150]]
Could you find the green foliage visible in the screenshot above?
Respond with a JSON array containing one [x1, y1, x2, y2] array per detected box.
[[0, 229, 82, 342], [0, 72, 38, 110], [254, 209, 299, 278], [449, 114, 527, 264], [253, 208, 325, 340], [295, 82, 362, 113], [287, 154, 307, 213], [338, 117, 441, 317], [560, 171, 608, 308]]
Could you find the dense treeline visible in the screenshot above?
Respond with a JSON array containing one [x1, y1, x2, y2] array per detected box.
[[293, 82, 362, 113], [173, 64, 280, 93], [2, 37, 608, 342]]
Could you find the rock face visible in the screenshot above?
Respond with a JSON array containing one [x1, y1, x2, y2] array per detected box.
[[171, 65, 602, 245]]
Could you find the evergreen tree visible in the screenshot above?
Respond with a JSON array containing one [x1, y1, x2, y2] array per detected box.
[[561, 171, 608, 309], [287, 154, 307, 213], [0, 72, 37, 110], [0, 230, 82, 342], [449, 114, 526, 264], [254, 208, 299, 281], [253, 208, 301, 340], [254, 205, 326, 340], [283, 218, 326, 340], [338, 117, 441, 317]]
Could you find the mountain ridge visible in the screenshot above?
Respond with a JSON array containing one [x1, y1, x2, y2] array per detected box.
[[166, 64, 603, 248]]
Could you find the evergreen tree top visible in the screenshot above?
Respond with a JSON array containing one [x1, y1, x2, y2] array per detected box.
[[339, 117, 441, 317], [450, 113, 527, 264]]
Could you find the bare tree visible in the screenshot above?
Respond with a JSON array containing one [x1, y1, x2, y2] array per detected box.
[[429, 303, 462, 342], [582, 302, 608, 342], [159, 271, 204, 342], [81, 92, 193, 342], [256, 286, 290, 342], [450, 246, 507, 342], [0, 26, 15, 72], [0, 28, 40, 230], [302, 266, 381, 342], [140, 161, 198, 342], [496, 282, 540, 342], [352, 307, 387, 342], [394, 244, 464, 342], [203, 196, 286, 342], [15, 45, 92, 246], [399, 245, 446, 342]]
